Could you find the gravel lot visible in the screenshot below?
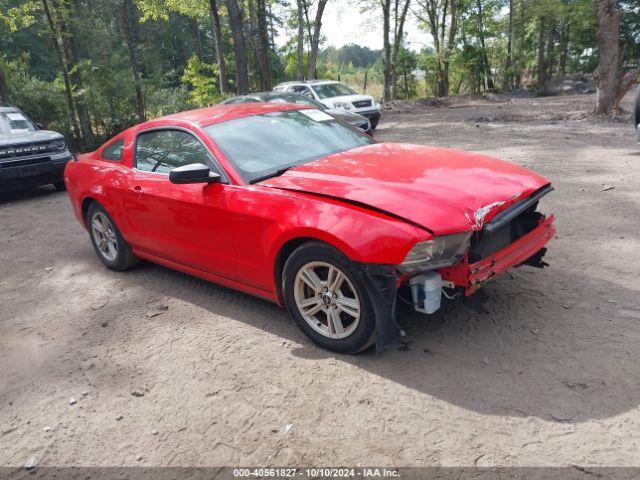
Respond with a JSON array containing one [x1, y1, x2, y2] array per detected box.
[[1, 93, 639, 468]]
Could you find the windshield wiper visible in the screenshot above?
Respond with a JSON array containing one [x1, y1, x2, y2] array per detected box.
[[250, 166, 295, 184]]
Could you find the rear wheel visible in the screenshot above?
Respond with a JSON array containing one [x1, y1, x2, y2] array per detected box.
[[86, 202, 139, 271], [283, 242, 376, 353]]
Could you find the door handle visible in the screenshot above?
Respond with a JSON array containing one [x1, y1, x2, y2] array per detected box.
[[133, 185, 143, 195]]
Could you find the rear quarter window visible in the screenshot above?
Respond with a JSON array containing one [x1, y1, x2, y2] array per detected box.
[[102, 139, 124, 161]]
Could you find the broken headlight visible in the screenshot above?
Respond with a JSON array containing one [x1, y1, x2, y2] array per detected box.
[[399, 232, 472, 273]]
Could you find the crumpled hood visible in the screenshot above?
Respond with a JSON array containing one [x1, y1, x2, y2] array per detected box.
[[261, 143, 550, 235], [0, 130, 64, 147]]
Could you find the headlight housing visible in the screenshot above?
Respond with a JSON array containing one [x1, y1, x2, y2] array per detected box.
[[333, 101, 352, 111], [49, 139, 67, 152], [398, 232, 472, 273]]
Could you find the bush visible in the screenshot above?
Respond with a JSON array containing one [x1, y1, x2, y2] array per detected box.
[[145, 85, 191, 118], [6, 56, 73, 139], [181, 55, 222, 107]]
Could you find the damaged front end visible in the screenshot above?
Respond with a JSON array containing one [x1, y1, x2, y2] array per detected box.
[[441, 184, 555, 296], [439, 213, 555, 296], [384, 186, 555, 348], [357, 185, 556, 352]]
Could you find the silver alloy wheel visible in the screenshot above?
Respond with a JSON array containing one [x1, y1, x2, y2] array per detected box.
[[293, 261, 361, 340], [90, 212, 118, 261]]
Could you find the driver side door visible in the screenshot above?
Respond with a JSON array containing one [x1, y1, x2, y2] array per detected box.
[[124, 127, 238, 280]]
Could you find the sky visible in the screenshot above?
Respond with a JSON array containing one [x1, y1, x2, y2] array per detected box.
[[275, 2, 429, 52]]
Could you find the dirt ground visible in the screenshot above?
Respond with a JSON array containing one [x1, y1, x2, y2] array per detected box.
[[1, 93, 640, 468]]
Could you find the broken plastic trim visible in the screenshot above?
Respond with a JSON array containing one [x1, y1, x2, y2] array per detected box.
[[519, 247, 549, 269], [356, 263, 399, 352], [483, 184, 554, 234]]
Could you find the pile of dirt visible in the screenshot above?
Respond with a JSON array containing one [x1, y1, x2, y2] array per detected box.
[[382, 97, 450, 112], [466, 110, 589, 124], [545, 74, 596, 95]]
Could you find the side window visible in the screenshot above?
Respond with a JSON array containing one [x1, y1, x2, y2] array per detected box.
[[135, 129, 216, 175], [102, 139, 124, 161], [299, 87, 314, 99]]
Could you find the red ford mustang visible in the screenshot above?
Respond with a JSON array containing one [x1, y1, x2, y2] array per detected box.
[[64, 103, 555, 353]]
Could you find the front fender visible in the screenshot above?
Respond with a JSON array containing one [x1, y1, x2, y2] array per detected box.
[[230, 186, 428, 295], [265, 194, 429, 271]]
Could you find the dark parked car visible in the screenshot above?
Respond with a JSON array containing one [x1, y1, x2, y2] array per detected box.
[[222, 92, 373, 135], [0, 106, 72, 192]]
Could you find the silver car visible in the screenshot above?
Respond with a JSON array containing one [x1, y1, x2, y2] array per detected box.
[[0, 106, 72, 191]]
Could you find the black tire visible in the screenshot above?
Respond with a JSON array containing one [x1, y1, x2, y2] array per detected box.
[[86, 202, 139, 271], [282, 241, 376, 354], [53, 181, 66, 191], [370, 116, 380, 130]]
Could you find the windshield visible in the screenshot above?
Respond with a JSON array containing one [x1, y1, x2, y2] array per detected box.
[[205, 109, 374, 183], [0, 111, 36, 134], [311, 83, 357, 99]]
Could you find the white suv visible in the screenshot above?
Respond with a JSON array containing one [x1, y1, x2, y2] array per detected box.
[[274, 80, 381, 129]]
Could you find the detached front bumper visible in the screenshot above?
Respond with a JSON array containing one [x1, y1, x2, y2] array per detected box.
[[440, 215, 556, 295]]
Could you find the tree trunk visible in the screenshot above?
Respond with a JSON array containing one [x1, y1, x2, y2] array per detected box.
[[390, 0, 411, 100], [42, 0, 81, 144], [558, 19, 569, 80], [443, 0, 460, 97], [307, 0, 328, 80], [537, 15, 547, 95], [120, 0, 145, 122], [613, 68, 640, 111], [208, 0, 229, 94], [594, 0, 622, 114], [545, 21, 557, 82], [296, 0, 305, 80], [268, 2, 275, 47], [225, 0, 250, 94], [0, 61, 9, 104], [503, 0, 514, 90], [403, 59, 409, 98], [57, 0, 95, 148], [382, 0, 392, 102], [440, 61, 450, 97], [195, 22, 204, 59], [256, 0, 272, 90], [475, 0, 494, 91]]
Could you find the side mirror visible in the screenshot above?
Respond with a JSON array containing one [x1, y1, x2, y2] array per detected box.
[[35, 122, 44, 130], [169, 163, 221, 184]]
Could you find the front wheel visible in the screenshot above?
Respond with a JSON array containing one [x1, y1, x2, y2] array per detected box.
[[282, 242, 376, 354]]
